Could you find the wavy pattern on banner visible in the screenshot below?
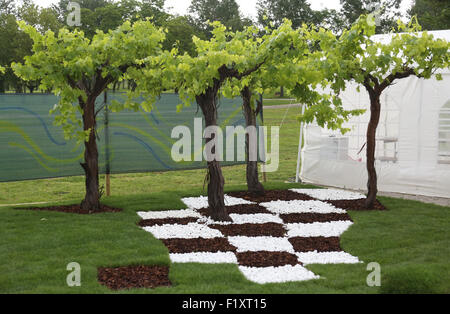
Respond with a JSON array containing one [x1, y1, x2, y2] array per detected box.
[[139, 110, 176, 145], [113, 132, 172, 170], [0, 107, 66, 146], [0, 96, 245, 179], [0, 121, 83, 162]]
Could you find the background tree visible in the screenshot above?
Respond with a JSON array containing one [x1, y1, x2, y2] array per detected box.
[[52, 0, 168, 38], [257, 0, 317, 29], [337, 0, 402, 34], [162, 15, 206, 56], [189, 0, 251, 36], [409, 0, 450, 31], [311, 15, 449, 208], [0, 1, 62, 93], [12, 20, 166, 211]]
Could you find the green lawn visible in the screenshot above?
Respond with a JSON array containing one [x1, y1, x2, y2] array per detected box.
[[263, 99, 298, 106], [0, 108, 449, 293]]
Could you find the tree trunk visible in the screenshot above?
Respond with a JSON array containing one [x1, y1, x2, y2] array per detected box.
[[80, 96, 100, 211], [196, 86, 231, 222], [365, 92, 382, 209], [241, 87, 264, 195]]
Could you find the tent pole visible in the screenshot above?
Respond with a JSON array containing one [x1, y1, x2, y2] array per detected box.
[[295, 105, 305, 183]]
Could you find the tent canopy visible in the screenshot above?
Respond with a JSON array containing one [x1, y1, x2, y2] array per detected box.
[[300, 30, 450, 198]]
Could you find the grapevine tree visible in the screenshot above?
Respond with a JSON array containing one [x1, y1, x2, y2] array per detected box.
[[230, 22, 365, 194], [12, 19, 166, 211], [311, 15, 450, 208], [137, 21, 297, 221]]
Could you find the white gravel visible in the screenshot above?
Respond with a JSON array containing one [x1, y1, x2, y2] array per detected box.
[[260, 200, 346, 214], [229, 213, 283, 224], [291, 188, 366, 200], [169, 252, 238, 264], [139, 190, 364, 284], [143, 223, 223, 239], [228, 236, 295, 253], [137, 209, 201, 220], [286, 221, 354, 237], [295, 251, 361, 265], [181, 195, 254, 210], [238, 265, 320, 284]]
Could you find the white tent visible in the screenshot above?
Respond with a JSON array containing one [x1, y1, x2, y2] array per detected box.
[[299, 30, 450, 198]]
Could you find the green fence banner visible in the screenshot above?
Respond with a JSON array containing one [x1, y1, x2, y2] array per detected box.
[[0, 92, 250, 182]]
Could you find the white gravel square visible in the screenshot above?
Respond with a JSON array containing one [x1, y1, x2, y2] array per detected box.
[[291, 188, 366, 200], [181, 195, 254, 210], [286, 221, 354, 237], [142, 223, 223, 239], [295, 251, 361, 265], [229, 213, 283, 224], [170, 252, 238, 264], [239, 265, 320, 284], [260, 200, 346, 214], [228, 236, 295, 253], [137, 209, 201, 220]]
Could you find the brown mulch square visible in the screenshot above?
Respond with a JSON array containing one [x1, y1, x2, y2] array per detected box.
[[227, 190, 315, 203], [280, 213, 353, 224], [197, 203, 271, 217], [236, 251, 301, 267], [138, 217, 199, 227], [209, 223, 287, 237], [97, 265, 171, 290], [289, 237, 342, 252], [326, 199, 386, 211], [161, 238, 237, 253]]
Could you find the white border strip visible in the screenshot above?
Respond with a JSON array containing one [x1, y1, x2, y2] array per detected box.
[[286, 221, 354, 237], [143, 223, 223, 239], [239, 265, 320, 284], [261, 200, 346, 214], [228, 236, 295, 253], [295, 251, 361, 265], [170, 252, 237, 264], [137, 209, 201, 220]]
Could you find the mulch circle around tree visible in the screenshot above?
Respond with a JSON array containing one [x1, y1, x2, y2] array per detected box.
[[236, 251, 301, 267], [227, 190, 315, 203], [280, 213, 353, 224], [162, 238, 237, 253], [289, 237, 342, 252], [16, 204, 122, 214], [326, 199, 387, 211], [197, 203, 271, 217], [138, 217, 199, 227], [97, 265, 171, 290], [209, 223, 287, 237]]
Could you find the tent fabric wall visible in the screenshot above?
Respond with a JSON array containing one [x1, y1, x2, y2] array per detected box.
[[300, 30, 450, 199]]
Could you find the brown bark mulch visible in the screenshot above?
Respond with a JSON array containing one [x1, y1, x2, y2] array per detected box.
[[138, 217, 198, 227], [227, 190, 315, 203], [289, 237, 342, 253], [16, 204, 122, 214], [162, 238, 237, 253], [280, 213, 353, 224], [197, 203, 271, 217], [97, 265, 171, 290], [236, 251, 301, 267], [209, 222, 287, 237], [326, 199, 386, 211]]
